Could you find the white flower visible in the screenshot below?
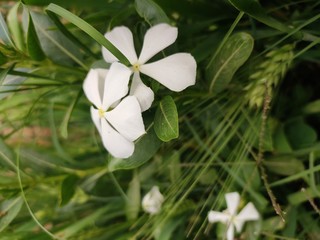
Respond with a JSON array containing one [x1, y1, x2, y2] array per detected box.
[[102, 23, 197, 111], [142, 186, 164, 215], [83, 62, 145, 158], [208, 192, 259, 240]]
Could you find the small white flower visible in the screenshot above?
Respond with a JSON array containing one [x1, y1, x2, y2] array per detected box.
[[83, 62, 145, 158], [102, 23, 197, 111], [208, 192, 259, 240], [142, 186, 164, 215]]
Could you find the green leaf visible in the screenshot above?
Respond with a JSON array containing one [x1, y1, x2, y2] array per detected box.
[[265, 156, 304, 176], [208, 32, 253, 92], [284, 118, 317, 149], [45, 3, 130, 66], [60, 174, 79, 206], [7, 3, 25, 51], [273, 124, 292, 153], [0, 196, 24, 232], [135, 0, 170, 25], [125, 171, 140, 221], [108, 127, 162, 171], [303, 99, 320, 114], [154, 96, 179, 142], [0, 68, 28, 100], [0, 13, 14, 47], [0, 67, 12, 86], [227, 0, 293, 34], [26, 13, 46, 61]]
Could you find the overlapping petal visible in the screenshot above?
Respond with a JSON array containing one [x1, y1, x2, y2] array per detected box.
[[102, 62, 132, 109], [140, 53, 196, 91], [90, 107, 102, 135], [83, 68, 108, 107], [208, 211, 230, 224], [225, 192, 240, 216], [129, 72, 154, 111], [138, 23, 178, 64], [105, 96, 145, 142], [100, 118, 135, 158], [226, 224, 235, 240], [102, 26, 138, 64]]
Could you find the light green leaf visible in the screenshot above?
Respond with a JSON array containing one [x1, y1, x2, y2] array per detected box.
[[303, 99, 320, 114], [108, 127, 162, 171], [0, 196, 24, 232], [26, 13, 46, 61], [125, 171, 140, 221], [60, 174, 79, 206], [7, 3, 25, 51], [208, 32, 253, 92], [45, 3, 130, 66], [265, 157, 304, 176], [154, 96, 179, 142], [135, 0, 170, 25], [0, 68, 28, 100], [0, 13, 14, 46], [228, 0, 294, 34]]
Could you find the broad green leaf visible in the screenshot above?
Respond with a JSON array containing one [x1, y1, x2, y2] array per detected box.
[[108, 127, 162, 171], [0, 196, 24, 232], [303, 99, 320, 114], [208, 32, 253, 92], [135, 0, 170, 25], [228, 0, 293, 34], [26, 13, 46, 61], [155, 217, 185, 240], [7, 3, 25, 51], [45, 3, 130, 66], [60, 174, 79, 206], [154, 96, 179, 142], [125, 172, 140, 221], [273, 125, 292, 153], [265, 157, 304, 176], [0, 13, 14, 46], [284, 118, 317, 149]]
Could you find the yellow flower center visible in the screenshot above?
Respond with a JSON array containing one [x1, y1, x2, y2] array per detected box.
[[132, 63, 140, 72], [98, 108, 105, 118]]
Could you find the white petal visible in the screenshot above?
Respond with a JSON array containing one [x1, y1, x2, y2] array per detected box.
[[102, 62, 132, 110], [225, 192, 240, 216], [140, 53, 196, 92], [100, 118, 134, 158], [234, 202, 259, 232], [129, 72, 154, 111], [226, 223, 235, 240], [138, 23, 177, 64], [105, 96, 145, 142], [102, 26, 138, 64], [83, 68, 108, 107], [207, 210, 230, 224], [142, 186, 164, 215], [90, 107, 102, 135]]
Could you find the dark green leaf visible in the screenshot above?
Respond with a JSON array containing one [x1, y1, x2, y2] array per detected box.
[[108, 127, 162, 171], [265, 157, 304, 176], [228, 0, 293, 34], [26, 13, 46, 61], [60, 174, 79, 206], [135, 0, 170, 25], [45, 3, 130, 66], [208, 32, 253, 93]]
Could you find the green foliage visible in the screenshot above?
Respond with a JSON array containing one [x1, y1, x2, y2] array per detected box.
[[0, 0, 320, 239]]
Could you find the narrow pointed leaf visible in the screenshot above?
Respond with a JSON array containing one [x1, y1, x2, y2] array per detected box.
[[125, 172, 140, 221], [27, 13, 46, 61], [0, 196, 24, 232], [7, 3, 25, 51], [60, 174, 79, 206], [45, 3, 130, 66], [0, 13, 14, 46], [154, 96, 179, 142], [208, 32, 253, 93], [135, 0, 170, 25]]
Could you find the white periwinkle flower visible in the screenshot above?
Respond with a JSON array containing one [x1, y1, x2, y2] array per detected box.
[[102, 23, 197, 111], [208, 192, 259, 240], [83, 62, 145, 158], [142, 186, 164, 215]]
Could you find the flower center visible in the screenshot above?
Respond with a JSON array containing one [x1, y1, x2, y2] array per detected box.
[[98, 108, 105, 118], [132, 63, 140, 72]]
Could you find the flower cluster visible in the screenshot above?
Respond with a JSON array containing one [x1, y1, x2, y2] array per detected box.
[[83, 23, 197, 158]]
